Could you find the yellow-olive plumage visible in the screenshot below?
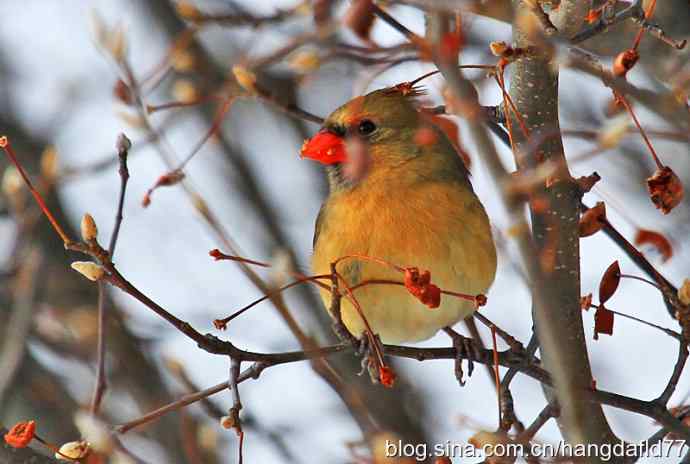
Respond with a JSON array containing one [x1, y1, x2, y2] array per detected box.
[[309, 87, 496, 344]]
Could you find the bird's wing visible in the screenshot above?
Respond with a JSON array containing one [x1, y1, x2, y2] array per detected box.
[[312, 202, 327, 250]]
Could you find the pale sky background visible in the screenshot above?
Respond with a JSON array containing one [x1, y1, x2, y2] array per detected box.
[[1, 1, 689, 462]]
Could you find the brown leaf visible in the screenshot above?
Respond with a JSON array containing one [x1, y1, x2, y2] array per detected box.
[[598, 261, 621, 305], [576, 172, 601, 194], [594, 306, 615, 339], [579, 201, 606, 237], [634, 228, 673, 262], [344, 0, 375, 42], [647, 166, 684, 214], [581, 293, 593, 311], [612, 49, 639, 77]]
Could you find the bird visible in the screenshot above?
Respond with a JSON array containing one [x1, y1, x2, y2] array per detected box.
[[301, 85, 496, 344]]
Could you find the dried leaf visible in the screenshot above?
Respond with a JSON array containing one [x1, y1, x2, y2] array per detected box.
[[612, 49, 639, 77], [581, 293, 593, 311], [576, 172, 601, 194], [647, 166, 684, 214], [594, 306, 615, 339], [344, 0, 375, 42], [598, 261, 621, 305], [634, 228, 673, 262], [579, 201, 606, 237]]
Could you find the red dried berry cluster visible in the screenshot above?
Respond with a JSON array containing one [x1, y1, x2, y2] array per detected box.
[[379, 366, 396, 388], [404, 267, 441, 309], [4, 421, 35, 448]]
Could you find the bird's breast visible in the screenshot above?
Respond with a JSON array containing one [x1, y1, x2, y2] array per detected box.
[[311, 178, 496, 343]]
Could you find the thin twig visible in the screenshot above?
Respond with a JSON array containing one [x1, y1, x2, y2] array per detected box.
[[108, 133, 131, 256], [518, 404, 557, 443], [90, 282, 108, 415], [0, 247, 42, 405], [229, 358, 244, 464], [371, 3, 420, 41], [1, 137, 72, 244], [570, 0, 645, 43], [656, 343, 689, 405]]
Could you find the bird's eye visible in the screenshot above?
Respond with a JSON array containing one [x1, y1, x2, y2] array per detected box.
[[357, 119, 377, 136]]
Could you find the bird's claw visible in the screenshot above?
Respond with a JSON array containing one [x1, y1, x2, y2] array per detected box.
[[354, 333, 382, 384], [445, 328, 478, 386]]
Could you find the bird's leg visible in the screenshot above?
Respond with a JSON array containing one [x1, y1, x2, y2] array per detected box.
[[356, 333, 371, 375], [355, 332, 382, 384], [443, 327, 479, 386], [328, 270, 383, 383], [328, 279, 360, 348]]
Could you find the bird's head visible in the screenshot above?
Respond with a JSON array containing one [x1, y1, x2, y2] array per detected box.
[[301, 84, 466, 187], [300, 85, 423, 164], [300, 84, 465, 189]]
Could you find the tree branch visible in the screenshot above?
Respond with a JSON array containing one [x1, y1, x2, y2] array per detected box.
[[509, 0, 621, 457]]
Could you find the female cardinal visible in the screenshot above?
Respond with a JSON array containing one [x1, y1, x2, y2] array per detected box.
[[302, 86, 496, 344]]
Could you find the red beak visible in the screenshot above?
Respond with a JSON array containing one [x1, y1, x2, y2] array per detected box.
[[300, 129, 346, 165]]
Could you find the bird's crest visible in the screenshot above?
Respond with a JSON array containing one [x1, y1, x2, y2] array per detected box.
[[388, 82, 427, 100]]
